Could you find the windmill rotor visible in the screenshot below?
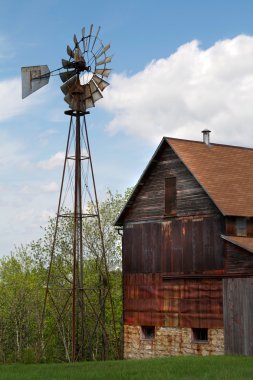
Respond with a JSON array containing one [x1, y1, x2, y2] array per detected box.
[[21, 24, 112, 110], [60, 25, 112, 113]]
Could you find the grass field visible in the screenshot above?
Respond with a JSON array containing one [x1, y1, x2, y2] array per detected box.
[[0, 356, 253, 380]]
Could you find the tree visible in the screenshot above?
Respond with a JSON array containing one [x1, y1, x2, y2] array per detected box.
[[0, 188, 131, 363]]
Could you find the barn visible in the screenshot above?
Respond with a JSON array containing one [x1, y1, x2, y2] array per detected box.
[[116, 130, 253, 358]]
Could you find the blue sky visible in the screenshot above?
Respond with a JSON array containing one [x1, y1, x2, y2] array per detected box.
[[1, 0, 253, 255]]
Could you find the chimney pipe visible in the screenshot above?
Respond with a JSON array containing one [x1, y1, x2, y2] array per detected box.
[[202, 129, 211, 145]]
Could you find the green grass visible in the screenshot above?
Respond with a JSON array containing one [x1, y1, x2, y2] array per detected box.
[[0, 356, 253, 380]]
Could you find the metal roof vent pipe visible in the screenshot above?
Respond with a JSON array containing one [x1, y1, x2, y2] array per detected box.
[[202, 129, 211, 145]]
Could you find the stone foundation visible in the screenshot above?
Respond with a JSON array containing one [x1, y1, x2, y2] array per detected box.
[[124, 325, 224, 359]]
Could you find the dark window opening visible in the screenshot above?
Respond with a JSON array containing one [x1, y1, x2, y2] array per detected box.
[[236, 217, 247, 236], [165, 177, 176, 216], [192, 328, 208, 343], [141, 326, 155, 340]]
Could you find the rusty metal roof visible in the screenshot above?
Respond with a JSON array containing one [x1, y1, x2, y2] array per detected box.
[[167, 138, 253, 217], [221, 235, 253, 253]]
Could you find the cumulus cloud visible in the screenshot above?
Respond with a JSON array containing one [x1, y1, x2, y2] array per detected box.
[[101, 35, 253, 146], [20, 181, 59, 194], [0, 131, 33, 170], [38, 152, 65, 170], [0, 77, 47, 122]]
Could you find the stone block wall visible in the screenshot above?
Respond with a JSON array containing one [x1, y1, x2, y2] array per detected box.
[[124, 325, 224, 359]]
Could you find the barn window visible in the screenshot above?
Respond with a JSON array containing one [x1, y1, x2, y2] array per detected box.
[[141, 326, 155, 340], [165, 177, 176, 215], [235, 217, 247, 236], [192, 328, 208, 343]]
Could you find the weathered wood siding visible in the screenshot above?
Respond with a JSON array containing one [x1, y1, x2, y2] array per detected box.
[[124, 274, 223, 328], [121, 141, 225, 333], [223, 278, 253, 355], [225, 241, 253, 275], [123, 144, 219, 223], [123, 216, 224, 274]]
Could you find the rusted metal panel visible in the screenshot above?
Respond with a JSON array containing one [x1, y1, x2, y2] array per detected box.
[[180, 313, 223, 328], [164, 313, 179, 327], [124, 274, 223, 328], [180, 299, 222, 315], [223, 278, 253, 355], [161, 298, 180, 312]]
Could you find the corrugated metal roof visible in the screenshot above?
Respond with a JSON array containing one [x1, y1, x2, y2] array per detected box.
[[167, 138, 253, 217], [221, 235, 253, 253]]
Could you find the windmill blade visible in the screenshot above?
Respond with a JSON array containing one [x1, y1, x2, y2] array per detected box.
[[85, 98, 94, 109], [91, 26, 101, 52], [64, 91, 87, 112], [73, 34, 78, 45], [70, 98, 85, 112], [69, 79, 87, 95], [91, 88, 103, 103], [21, 65, 50, 99], [59, 70, 77, 83], [81, 83, 92, 98], [86, 24, 93, 53], [95, 44, 110, 60], [92, 75, 110, 91], [88, 79, 103, 103], [79, 101, 86, 112], [95, 68, 112, 78], [96, 56, 112, 66], [60, 74, 78, 95], [67, 45, 74, 59], [89, 80, 98, 93], [64, 93, 73, 105], [62, 59, 76, 69], [81, 26, 86, 52]]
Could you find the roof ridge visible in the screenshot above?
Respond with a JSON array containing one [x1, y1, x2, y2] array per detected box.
[[166, 137, 253, 151]]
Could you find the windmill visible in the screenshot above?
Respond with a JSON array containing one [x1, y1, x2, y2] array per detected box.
[[21, 25, 118, 362]]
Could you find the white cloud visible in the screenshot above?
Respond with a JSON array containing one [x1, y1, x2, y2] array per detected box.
[[101, 35, 253, 146], [40, 209, 55, 222], [0, 131, 33, 170], [38, 151, 65, 170], [40, 181, 59, 193], [0, 77, 47, 122], [38, 128, 58, 144], [20, 181, 59, 194]]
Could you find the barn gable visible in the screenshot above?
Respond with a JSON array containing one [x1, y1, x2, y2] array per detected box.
[[116, 136, 253, 226], [116, 138, 219, 226]]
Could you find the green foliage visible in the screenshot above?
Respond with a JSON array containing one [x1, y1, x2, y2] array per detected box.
[[0, 188, 131, 363]]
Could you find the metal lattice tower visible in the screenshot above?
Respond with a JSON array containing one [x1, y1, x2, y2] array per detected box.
[[21, 25, 118, 362]]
